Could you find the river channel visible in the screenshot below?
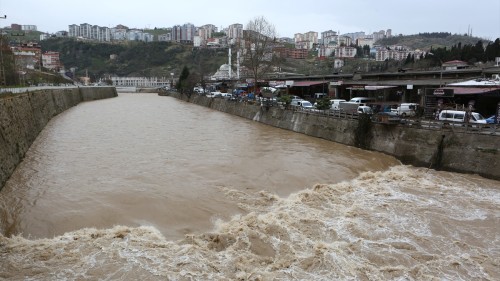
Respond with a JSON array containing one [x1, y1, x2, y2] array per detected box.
[[0, 92, 498, 280]]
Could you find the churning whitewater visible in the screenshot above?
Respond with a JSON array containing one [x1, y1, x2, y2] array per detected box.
[[1, 166, 499, 280]]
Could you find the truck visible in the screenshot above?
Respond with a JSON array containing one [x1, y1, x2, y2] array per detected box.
[[339, 101, 362, 114]]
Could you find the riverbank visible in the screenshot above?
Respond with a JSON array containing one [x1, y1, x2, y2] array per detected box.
[[164, 92, 500, 180], [0, 87, 117, 190]]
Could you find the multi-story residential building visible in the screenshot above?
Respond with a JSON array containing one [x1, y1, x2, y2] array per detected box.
[[21, 25, 37, 31], [294, 31, 318, 50], [318, 45, 335, 58], [335, 46, 357, 58], [343, 31, 365, 41], [320, 30, 338, 46], [68, 24, 79, 37], [127, 29, 153, 42], [337, 35, 352, 46], [79, 23, 92, 38], [40, 33, 50, 40], [227, 23, 243, 45], [158, 33, 172, 42], [42, 51, 61, 70], [172, 25, 182, 42], [10, 24, 21, 31], [199, 24, 217, 40], [375, 48, 412, 61], [110, 26, 128, 41], [372, 30, 387, 42], [97, 27, 111, 42], [11, 43, 41, 70], [171, 23, 196, 43], [357, 37, 375, 48], [287, 48, 308, 59]]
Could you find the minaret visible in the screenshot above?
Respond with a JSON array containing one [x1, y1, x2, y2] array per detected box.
[[228, 48, 232, 79], [237, 50, 240, 80]]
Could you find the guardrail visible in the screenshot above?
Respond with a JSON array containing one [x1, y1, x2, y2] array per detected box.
[[254, 100, 499, 136], [0, 85, 79, 94]]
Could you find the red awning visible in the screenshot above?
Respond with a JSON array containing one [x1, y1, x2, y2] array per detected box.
[[292, 81, 328, 87], [442, 87, 499, 95]]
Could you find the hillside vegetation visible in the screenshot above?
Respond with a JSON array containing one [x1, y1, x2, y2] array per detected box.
[[376, 32, 489, 50], [40, 38, 228, 79]]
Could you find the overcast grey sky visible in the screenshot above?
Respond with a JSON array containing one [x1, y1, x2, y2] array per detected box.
[[1, 0, 499, 40]]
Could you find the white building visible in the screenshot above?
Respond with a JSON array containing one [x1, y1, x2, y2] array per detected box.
[[111, 77, 170, 87], [294, 31, 318, 50], [335, 46, 357, 58]]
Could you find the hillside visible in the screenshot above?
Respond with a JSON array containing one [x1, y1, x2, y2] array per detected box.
[[40, 38, 228, 79], [376, 32, 492, 50]]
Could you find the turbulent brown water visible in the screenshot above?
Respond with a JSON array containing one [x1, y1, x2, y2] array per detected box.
[[0, 93, 498, 280]]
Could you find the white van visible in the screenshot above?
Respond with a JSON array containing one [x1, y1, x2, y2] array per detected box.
[[438, 110, 487, 124], [392, 103, 418, 117], [349, 97, 376, 104], [330, 99, 347, 110]]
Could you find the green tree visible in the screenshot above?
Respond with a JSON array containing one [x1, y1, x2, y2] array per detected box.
[[484, 39, 500, 62], [315, 98, 331, 110], [278, 94, 292, 108], [177, 66, 190, 94], [0, 35, 18, 86]]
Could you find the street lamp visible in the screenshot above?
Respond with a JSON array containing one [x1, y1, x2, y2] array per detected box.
[[427, 52, 443, 87], [170, 72, 174, 89]]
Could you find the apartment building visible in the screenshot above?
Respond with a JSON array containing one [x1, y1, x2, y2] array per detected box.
[[376, 48, 412, 61], [357, 37, 375, 48], [335, 46, 357, 58], [294, 31, 318, 50], [42, 51, 61, 70], [11, 43, 41, 70], [170, 23, 196, 43], [288, 48, 308, 59], [198, 24, 217, 41], [321, 30, 338, 46], [227, 23, 243, 45]]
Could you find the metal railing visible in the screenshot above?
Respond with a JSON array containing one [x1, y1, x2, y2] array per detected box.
[[256, 101, 499, 135]]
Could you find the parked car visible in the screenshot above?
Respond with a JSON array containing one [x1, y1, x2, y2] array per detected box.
[[290, 98, 304, 106], [206, 91, 222, 98], [291, 99, 313, 109], [438, 110, 487, 124], [357, 105, 373, 114], [485, 115, 497, 124], [193, 87, 205, 94], [297, 100, 314, 109]]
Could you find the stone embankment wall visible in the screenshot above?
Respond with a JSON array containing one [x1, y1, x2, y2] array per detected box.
[[0, 87, 117, 189], [168, 92, 500, 180]]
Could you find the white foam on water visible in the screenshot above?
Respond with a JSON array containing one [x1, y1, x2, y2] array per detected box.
[[1, 165, 499, 280]]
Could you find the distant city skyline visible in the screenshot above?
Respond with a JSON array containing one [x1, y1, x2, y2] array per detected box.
[[1, 0, 499, 40]]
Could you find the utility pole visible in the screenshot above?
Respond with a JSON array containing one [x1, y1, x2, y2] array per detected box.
[[0, 14, 7, 86]]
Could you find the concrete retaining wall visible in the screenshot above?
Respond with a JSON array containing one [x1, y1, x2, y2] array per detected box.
[[0, 87, 117, 189], [169, 92, 500, 180]]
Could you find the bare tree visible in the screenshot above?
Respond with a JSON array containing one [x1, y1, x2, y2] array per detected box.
[[241, 16, 278, 93]]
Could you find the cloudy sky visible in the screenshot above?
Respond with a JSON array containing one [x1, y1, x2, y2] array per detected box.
[[1, 0, 499, 40]]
